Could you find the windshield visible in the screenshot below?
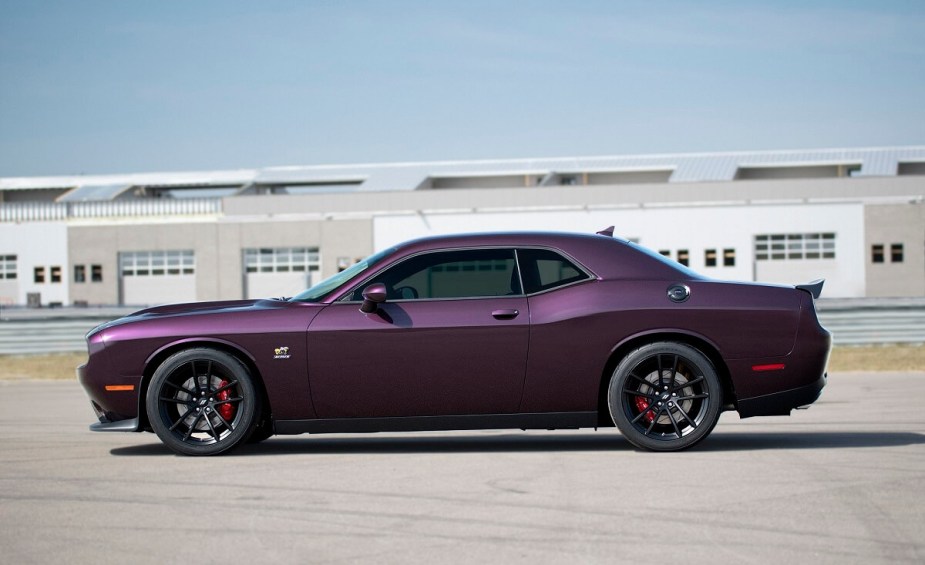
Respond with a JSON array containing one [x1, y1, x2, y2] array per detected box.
[[290, 246, 397, 302]]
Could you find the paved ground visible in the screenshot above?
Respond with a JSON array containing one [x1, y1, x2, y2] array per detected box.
[[1, 373, 923, 564]]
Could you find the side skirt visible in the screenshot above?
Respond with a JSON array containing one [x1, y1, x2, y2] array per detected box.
[[274, 411, 599, 435]]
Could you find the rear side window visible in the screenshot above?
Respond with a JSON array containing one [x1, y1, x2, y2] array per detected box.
[[517, 248, 590, 294], [354, 248, 521, 300]]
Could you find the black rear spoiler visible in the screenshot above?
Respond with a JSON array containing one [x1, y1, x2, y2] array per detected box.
[[796, 279, 824, 299]]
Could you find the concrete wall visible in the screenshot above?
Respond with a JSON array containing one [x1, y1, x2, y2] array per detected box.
[[865, 202, 925, 297], [0, 222, 69, 305]]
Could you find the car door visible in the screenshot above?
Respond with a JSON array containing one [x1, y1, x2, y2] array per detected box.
[[306, 248, 530, 419]]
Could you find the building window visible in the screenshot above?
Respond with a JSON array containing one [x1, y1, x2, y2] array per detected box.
[[244, 247, 320, 274], [120, 251, 194, 276], [872, 244, 884, 263], [755, 233, 836, 260], [723, 248, 736, 267], [705, 249, 717, 267], [34, 266, 45, 283], [0, 255, 16, 280], [74, 265, 86, 283], [677, 249, 689, 267], [50, 266, 62, 283], [658, 250, 671, 258], [91, 264, 103, 283], [891, 243, 904, 263]]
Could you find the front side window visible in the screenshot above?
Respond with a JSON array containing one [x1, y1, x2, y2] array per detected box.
[[517, 248, 590, 294], [354, 249, 520, 301]]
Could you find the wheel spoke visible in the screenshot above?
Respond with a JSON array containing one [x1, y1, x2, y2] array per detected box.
[[623, 388, 656, 399], [159, 396, 191, 406], [644, 408, 660, 435], [673, 375, 704, 392], [203, 412, 222, 442], [666, 406, 683, 438], [675, 393, 710, 402], [211, 409, 234, 432], [674, 403, 698, 429], [206, 360, 213, 382], [164, 380, 196, 396], [631, 402, 658, 424], [656, 355, 664, 389], [213, 380, 239, 396], [670, 354, 679, 383], [213, 396, 243, 406], [182, 412, 204, 440], [169, 407, 194, 431]]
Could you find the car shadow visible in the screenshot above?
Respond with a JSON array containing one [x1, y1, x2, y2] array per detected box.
[[109, 430, 925, 457]]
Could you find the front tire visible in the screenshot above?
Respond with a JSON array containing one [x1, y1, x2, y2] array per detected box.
[[147, 348, 258, 456], [608, 342, 723, 451]]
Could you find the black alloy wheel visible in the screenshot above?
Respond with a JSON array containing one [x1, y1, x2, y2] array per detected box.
[[608, 342, 723, 451], [147, 348, 258, 456]]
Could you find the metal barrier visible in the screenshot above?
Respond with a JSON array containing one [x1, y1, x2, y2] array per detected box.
[[0, 302, 923, 356]]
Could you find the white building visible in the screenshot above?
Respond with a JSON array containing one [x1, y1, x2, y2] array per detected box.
[[0, 146, 922, 306]]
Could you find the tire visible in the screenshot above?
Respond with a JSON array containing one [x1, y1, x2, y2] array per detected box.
[[608, 342, 723, 451], [146, 348, 259, 456]]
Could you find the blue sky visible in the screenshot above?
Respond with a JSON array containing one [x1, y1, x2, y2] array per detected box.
[[1, 0, 923, 176]]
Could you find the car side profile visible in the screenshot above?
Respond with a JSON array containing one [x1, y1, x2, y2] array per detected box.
[[78, 229, 830, 455]]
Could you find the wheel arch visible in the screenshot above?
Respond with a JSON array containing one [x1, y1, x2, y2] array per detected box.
[[137, 338, 270, 433], [596, 330, 737, 424]]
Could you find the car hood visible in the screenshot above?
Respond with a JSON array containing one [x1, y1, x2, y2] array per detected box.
[[87, 298, 290, 338]]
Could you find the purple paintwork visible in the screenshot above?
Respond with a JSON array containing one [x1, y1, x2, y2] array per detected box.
[[77, 230, 831, 453]]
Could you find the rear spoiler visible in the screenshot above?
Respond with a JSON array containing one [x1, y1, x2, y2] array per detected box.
[[796, 279, 825, 299]]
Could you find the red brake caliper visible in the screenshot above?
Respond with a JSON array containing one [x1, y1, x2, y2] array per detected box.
[[216, 379, 235, 421], [635, 396, 656, 424]]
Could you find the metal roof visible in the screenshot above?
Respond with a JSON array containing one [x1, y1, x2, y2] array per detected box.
[[2, 147, 923, 199]]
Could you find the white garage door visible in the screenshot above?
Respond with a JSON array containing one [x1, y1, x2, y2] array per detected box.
[[243, 247, 320, 299], [120, 250, 197, 306]]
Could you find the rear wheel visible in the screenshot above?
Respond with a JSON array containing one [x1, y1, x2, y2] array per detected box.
[[608, 342, 722, 451], [147, 348, 258, 456]]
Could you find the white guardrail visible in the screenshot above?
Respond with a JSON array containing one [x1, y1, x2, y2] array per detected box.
[[0, 300, 923, 356]]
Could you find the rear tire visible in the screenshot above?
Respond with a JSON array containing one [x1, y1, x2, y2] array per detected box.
[[608, 342, 722, 451], [147, 348, 259, 456]]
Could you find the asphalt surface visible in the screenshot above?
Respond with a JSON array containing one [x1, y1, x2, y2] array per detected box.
[[1, 372, 923, 564]]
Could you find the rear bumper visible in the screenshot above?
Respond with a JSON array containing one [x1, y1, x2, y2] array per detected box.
[[737, 372, 826, 418]]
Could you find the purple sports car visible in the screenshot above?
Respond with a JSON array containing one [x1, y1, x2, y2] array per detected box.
[[78, 229, 830, 455]]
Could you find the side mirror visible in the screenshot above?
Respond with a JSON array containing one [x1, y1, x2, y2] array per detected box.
[[359, 283, 387, 313]]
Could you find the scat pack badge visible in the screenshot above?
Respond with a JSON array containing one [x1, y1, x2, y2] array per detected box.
[[273, 346, 291, 360]]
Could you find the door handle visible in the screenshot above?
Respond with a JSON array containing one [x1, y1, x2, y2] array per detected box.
[[491, 309, 519, 320]]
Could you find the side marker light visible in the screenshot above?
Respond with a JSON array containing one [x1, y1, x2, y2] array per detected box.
[[105, 385, 135, 391], [752, 363, 786, 372]]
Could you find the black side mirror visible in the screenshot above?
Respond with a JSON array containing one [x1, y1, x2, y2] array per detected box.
[[360, 283, 387, 313]]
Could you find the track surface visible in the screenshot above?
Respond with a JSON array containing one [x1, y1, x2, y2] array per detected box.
[[1, 372, 923, 564]]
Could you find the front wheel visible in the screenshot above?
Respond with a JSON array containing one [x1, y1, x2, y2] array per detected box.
[[608, 342, 723, 451], [147, 348, 259, 456]]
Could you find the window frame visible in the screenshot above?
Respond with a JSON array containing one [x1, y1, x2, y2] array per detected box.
[[339, 245, 595, 303]]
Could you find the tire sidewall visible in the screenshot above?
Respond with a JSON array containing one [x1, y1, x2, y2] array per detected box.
[[146, 348, 257, 456], [608, 342, 723, 452]]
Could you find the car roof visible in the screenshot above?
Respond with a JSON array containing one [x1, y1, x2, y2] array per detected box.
[[385, 231, 699, 282]]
